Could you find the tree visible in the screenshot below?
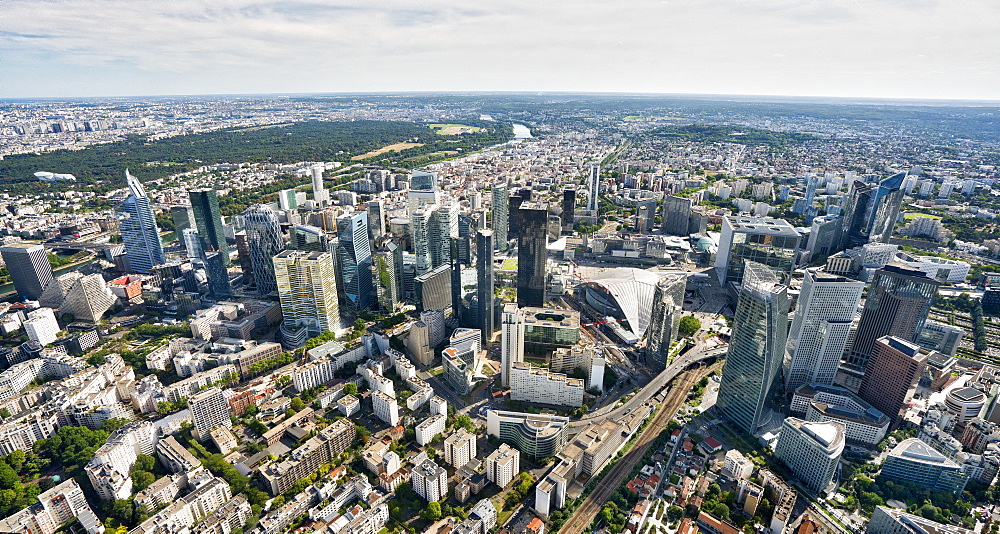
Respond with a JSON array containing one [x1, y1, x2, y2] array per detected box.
[[132, 471, 155, 491], [678, 316, 701, 337], [343, 383, 358, 396], [102, 418, 130, 433], [422, 501, 442, 522], [290, 397, 305, 412], [133, 454, 156, 472]]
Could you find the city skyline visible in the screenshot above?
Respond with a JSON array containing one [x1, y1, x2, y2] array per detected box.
[[1, 0, 997, 101]]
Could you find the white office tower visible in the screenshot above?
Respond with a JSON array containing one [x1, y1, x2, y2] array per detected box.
[[412, 206, 437, 275], [430, 202, 459, 269], [24, 307, 60, 346], [587, 165, 600, 211], [500, 303, 525, 387], [190, 387, 232, 441], [278, 189, 298, 210], [783, 269, 865, 391], [312, 165, 330, 206], [773, 418, 845, 493], [411, 458, 448, 502], [182, 228, 205, 261], [443, 428, 477, 468], [366, 200, 386, 240], [485, 443, 520, 488], [866, 506, 973, 534], [273, 250, 340, 348]]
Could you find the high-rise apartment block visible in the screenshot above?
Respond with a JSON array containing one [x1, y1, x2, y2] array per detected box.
[[190, 387, 232, 441], [411, 458, 448, 502], [485, 443, 520, 488], [443, 428, 477, 468]]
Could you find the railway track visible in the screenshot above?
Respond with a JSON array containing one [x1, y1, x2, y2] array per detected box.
[[559, 363, 716, 534]]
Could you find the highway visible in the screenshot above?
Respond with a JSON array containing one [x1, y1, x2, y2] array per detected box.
[[570, 341, 726, 428]]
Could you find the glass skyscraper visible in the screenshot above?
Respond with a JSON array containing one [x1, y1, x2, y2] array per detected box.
[[491, 184, 508, 251], [242, 204, 285, 294], [516, 203, 549, 308], [840, 172, 906, 250], [715, 216, 800, 286], [188, 188, 230, 265], [476, 229, 495, 340], [115, 170, 165, 274], [716, 262, 789, 435], [336, 211, 373, 311], [645, 273, 688, 371], [273, 250, 340, 348]]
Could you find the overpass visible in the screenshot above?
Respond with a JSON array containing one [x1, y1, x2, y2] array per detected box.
[[43, 241, 118, 254], [569, 341, 726, 428]]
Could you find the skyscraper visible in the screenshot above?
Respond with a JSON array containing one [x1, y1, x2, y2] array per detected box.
[[0, 243, 53, 300], [336, 212, 373, 311], [288, 225, 330, 252], [182, 228, 204, 261], [278, 189, 298, 210], [516, 203, 549, 308], [171, 205, 195, 238], [430, 202, 459, 269], [114, 170, 165, 274], [492, 184, 509, 251], [561, 187, 576, 232], [587, 165, 600, 211], [716, 262, 789, 435], [476, 229, 495, 340], [858, 336, 929, 428], [500, 304, 524, 387], [242, 204, 285, 294], [204, 252, 232, 298], [366, 200, 386, 241], [840, 172, 906, 250], [645, 273, 688, 371], [661, 196, 693, 236], [844, 263, 938, 376], [508, 194, 526, 238], [411, 170, 437, 191], [188, 188, 230, 265], [783, 270, 865, 391], [773, 418, 845, 493], [412, 206, 436, 275], [311, 165, 330, 206], [273, 250, 340, 347], [190, 387, 232, 441], [374, 244, 402, 313], [714, 216, 801, 286]]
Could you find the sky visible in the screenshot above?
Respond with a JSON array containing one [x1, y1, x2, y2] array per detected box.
[[1, 0, 998, 100]]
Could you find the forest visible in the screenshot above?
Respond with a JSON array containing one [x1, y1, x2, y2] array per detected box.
[[649, 124, 819, 148], [0, 119, 512, 194]]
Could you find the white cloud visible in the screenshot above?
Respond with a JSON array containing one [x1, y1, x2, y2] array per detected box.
[[0, 0, 997, 99]]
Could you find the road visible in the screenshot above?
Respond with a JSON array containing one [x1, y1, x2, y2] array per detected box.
[[560, 364, 716, 534], [570, 342, 726, 428]]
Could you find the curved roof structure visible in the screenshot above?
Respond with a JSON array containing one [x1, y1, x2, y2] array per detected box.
[[584, 268, 663, 339]]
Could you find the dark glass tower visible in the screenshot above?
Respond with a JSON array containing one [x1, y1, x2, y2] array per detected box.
[[844, 263, 939, 374], [516, 203, 549, 308], [336, 212, 373, 311], [492, 184, 509, 251], [840, 172, 905, 250], [0, 243, 53, 300], [561, 188, 576, 232], [204, 252, 232, 298], [716, 262, 788, 434], [476, 229, 495, 340], [188, 188, 230, 265]]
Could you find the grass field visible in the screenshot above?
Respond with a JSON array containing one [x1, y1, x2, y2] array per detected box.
[[351, 141, 424, 160], [428, 123, 482, 135], [904, 212, 942, 220], [501, 258, 518, 270]]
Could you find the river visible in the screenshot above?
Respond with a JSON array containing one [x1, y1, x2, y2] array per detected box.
[[512, 124, 533, 139]]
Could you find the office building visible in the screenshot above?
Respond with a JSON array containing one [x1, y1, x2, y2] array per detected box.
[[182, 228, 205, 261], [312, 165, 329, 206], [716, 262, 788, 434], [412, 206, 436, 275], [561, 187, 576, 231], [443, 428, 478, 468], [188, 188, 230, 265], [550, 346, 605, 392], [645, 273, 688, 370], [500, 304, 524, 387], [171, 205, 195, 237], [476, 229, 495, 339], [840, 172, 905, 249], [858, 336, 929, 428], [784, 270, 865, 390], [516, 202, 549, 307], [278, 188, 298, 210], [945, 387, 987, 424], [442, 345, 478, 395], [190, 387, 231, 441], [366, 200, 386, 241], [486, 410, 569, 460], [485, 443, 520, 488], [414, 264, 452, 313], [917, 321, 964, 357], [845, 264, 938, 377], [773, 418, 845, 493], [791, 384, 890, 446], [661, 195, 693, 236], [806, 214, 843, 261], [411, 458, 448, 502], [204, 252, 232, 298], [273, 250, 340, 348], [492, 184, 509, 251], [288, 224, 330, 252], [374, 244, 403, 313], [714, 216, 800, 286], [881, 438, 968, 495], [430, 202, 459, 269], [58, 273, 116, 323], [115, 170, 165, 273], [587, 165, 600, 211], [337, 212, 374, 310], [242, 204, 285, 294], [0, 242, 53, 300], [866, 506, 973, 534]]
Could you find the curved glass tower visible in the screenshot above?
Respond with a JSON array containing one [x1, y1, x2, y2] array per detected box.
[[242, 204, 284, 294], [115, 170, 165, 274]]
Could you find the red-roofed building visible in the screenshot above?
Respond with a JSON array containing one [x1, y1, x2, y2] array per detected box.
[[109, 275, 143, 300], [698, 512, 740, 534], [526, 518, 545, 534], [678, 519, 698, 534], [699, 436, 723, 453]]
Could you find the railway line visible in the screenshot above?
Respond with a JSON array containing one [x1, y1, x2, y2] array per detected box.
[[560, 363, 717, 534]]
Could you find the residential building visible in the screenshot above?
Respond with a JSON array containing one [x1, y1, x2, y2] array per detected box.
[[273, 250, 340, 348], [416, 414, 446, 446], [509, 362, 584, 407], [259, 419, 356, 495], [372, 390, 399, 426], [443, 428, 477, 468], [0, 479, 103, 534], [24, 307, 60, 346], [190, 387, 231, 441], [485, 443, 520, 488], [411, 458, 448, 502], [724, 450, 754, 481], [716, 262, 788, 434]]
